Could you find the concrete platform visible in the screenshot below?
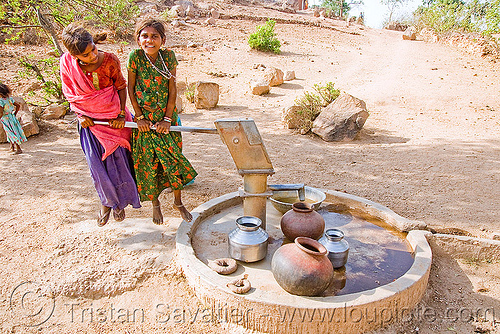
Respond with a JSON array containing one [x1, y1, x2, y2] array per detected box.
[[176, 190, 432, 333]]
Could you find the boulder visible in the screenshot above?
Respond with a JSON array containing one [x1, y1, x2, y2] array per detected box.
[[311, 92, 369, 141], [284, 70, 295, 81], [210, 8, 220, 19], [171, 5, 184, 17], [176, 94, 183, 112], [282, 105, 303, 129], [41, 103, 67, 120], [194, 82, 219, 109], [250, 80, 270, 95], [263, 67, 284, 87], [403, 26, 417, 41], [205, 17, 216, 25], [0, 96, 39, 143], [186, 5, 195, 17]]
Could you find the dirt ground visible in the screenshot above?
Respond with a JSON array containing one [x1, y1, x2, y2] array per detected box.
[[0, 3, 499, 333]]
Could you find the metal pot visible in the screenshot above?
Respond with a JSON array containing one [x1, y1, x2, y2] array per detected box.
[[228, 216, 269, 262], [319, 229, 349, 268]]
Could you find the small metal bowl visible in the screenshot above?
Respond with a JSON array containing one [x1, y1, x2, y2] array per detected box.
[[270, 186, 326, 214]]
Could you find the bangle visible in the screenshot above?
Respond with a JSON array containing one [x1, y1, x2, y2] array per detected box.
[[117, 114, 125, 118], [119, 109, 126, 116], [135, 115, 144, 121], [164, 116, 172, 123]]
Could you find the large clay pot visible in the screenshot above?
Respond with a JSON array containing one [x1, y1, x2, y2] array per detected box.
[[280, 202, 325, 241], [271, 237, 333, 296]]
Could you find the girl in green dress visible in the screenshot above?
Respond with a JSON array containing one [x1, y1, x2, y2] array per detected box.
[[128, 18, 197, 224]]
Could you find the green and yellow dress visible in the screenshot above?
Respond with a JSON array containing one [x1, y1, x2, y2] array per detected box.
[[127, 48, 197, 201]]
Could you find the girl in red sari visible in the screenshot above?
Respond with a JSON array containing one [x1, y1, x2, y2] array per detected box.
[[60, 23, 141, 226]]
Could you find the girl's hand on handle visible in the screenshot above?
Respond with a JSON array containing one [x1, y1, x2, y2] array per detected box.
[[79, 115, 94, 128], [109, 117, 125, 129], [155, 120, 171, 134], [137, 118, 152, 132]]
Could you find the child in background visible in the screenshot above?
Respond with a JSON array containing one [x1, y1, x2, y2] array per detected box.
[[127, 18, 197, 224], [60, 22, 141, 226], [0, 83, 26, 154]]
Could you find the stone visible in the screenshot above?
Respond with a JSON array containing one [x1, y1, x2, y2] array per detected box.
[[0, 96, 39, 143], [176, 94, 183, 112], [205, 17, 216, 25], [493, 233, 500, 241], [186, 5, 195, 17], [313, 8, 320, 17], [283, 70, 295, 81], [33, 106, 43, 118], [250, 80, 270, 95], [42, 103, 67, 120], [403, 27, 417, 41], [311, 92, 369, 142], [282, 105, 303, 129], [210, 8, 220, 19], [263, 67, 284, 87], [171, 5, 184, 17], [194, 82, 219, 109]]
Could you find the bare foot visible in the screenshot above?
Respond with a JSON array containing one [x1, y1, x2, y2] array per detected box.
[[174, 203, 192, 222], [152, 204, 163, 225], [9, 144, 15, 152]]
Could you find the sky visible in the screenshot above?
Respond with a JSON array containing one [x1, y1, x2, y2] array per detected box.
[[308, 0, 423, 29]]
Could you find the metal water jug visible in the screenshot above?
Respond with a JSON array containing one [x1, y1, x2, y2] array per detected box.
[[319, 229, 349, 268], [228, 216, 269, 262]]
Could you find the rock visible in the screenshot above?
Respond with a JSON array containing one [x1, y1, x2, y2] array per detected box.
[[171, 5, 184, 17], [210, 8, 220, 19], [186, 5, 195, 17], [263, 67, 284, 87], [194, 82, 219, 109], [283, 70, 295, 81], [23, 82, 41, 94], [313, 8, 320, 17], [176, 94, 183, 112], [493, 233, 500, 241], [311, 92, 369, 141], [403, 27, 417, 41], [205, 17, 216, 25], [282, 105, 303, 129], [0, 96, 39, 143], [42, 103, 67, 120], [250, 80, 270, 95], [33, 106, 43, 118]]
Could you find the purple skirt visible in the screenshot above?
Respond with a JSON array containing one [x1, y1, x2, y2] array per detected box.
[[79, 126, 141, 210]]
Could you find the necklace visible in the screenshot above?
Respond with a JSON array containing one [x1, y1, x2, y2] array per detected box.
[[145, 51, 175, 80]]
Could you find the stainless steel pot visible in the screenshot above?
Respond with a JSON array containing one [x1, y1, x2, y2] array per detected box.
[[228, 216, 269, 262], [319, 229, 349, 268]]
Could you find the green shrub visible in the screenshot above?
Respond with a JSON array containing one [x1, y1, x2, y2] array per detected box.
[[289, 82, 340, 132], [414, 0, 500, 36], [248, 20, 281, 54], [18, 55, 65, 106], [184, 83, 196, 103]]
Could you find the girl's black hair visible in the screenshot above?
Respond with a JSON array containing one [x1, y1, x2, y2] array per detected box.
[[134, 18, 166, 43], [62, 23, 106, 55], [0, 83, 11, 98]]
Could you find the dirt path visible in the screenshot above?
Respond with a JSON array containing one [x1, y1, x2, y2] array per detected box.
[[0, 6, 499, 333]]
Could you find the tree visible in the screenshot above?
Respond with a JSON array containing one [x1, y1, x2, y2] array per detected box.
[[380, 0, 409, 23]]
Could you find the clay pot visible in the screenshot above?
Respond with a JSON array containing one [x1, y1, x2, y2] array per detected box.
[[271, 237, 333, 296], [280, 202, 325, 241]]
